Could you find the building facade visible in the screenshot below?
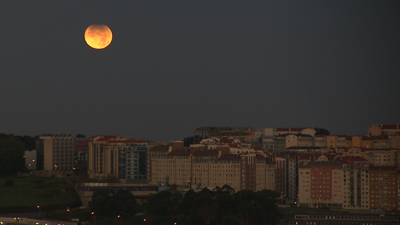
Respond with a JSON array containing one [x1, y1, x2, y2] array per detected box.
[[36, 133, 75, 171]]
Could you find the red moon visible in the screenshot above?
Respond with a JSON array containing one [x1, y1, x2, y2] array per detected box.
[[84, 24, 113, 49]]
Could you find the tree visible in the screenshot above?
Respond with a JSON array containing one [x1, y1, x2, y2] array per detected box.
[[90, 188, 116, 217], [113, 189, 136, 216], [234, 190, 281, 225], [0, 133, 39, 150], [76, 134, 87, 138], [177, 189, 199, 225], [183, 135, 204, 146], [145, 190, 182, 220], [0, 137, 26, 176], [90, 188, 136, 218], [213, 185, 235, 225], [314, 127, 330, 135], [192, 196, 217, 225]]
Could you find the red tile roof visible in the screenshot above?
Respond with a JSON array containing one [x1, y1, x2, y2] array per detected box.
[[229, 143, 241, 148], [256, 154, 266, 159], [94, 136, 117, 142], [377, 124, 400, 129], [192, 150, 219, 156], [220, 138, 235, 144], [368, 135, 389, 140], [334, 156, 369, 164], [107, 140, 147, 144], [150, 145, 169, 151]]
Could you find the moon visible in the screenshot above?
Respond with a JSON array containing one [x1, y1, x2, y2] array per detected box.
[[84, 24, 113, 49]]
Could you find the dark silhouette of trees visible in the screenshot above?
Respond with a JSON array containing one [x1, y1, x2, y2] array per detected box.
[[0, 136, 26, 176], [76, 134, 87, 138], [314, 127, 330, 135], [145, 186, 281, 225], [183, 135, 204, 146], [0, 133, 39, 150], [90, 188, 136, 218], [145, 190, 182, 220], [234, 190, 280, 225]]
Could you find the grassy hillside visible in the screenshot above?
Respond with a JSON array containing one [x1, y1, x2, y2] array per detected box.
[[0, 177, 80, 208]]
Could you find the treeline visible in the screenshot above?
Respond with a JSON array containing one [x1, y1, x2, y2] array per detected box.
[[0, 133, 39, 150], [0, 133, 37, 176], [90, 185, 281, 225]]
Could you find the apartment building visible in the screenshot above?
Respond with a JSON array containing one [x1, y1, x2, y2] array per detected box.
[[275, 155, 286, 196], [364, 149, 399, 166], [149, 147, 276, 192], [275, 153, 320, 203], [36, 133, 75, 171], [336, 157, 370, 209], [369, 165, 400, 211], [298, 161, 343, 209], [368, 124, 400, 137], [75, 138, 89, 165], [193, 126, 254, 143], [88, 136, 148, 180]]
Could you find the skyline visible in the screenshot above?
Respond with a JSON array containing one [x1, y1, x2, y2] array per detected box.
[[0, 1, 399, 142]]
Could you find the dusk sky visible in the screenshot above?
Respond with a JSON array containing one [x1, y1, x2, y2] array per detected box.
[[1, 1, 399, 142]]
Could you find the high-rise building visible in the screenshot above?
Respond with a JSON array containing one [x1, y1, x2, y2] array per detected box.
[[149, 147, 276, 192], [88, 136, 148, 181], [369, 165, 400, 211], [36, 133, 75, 171], [336, 157, 370, 209], [298, 161, 344, 209]]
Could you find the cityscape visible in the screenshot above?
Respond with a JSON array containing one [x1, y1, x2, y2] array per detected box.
[[1, 1, 399, 225], [1, 124, 400, 224]]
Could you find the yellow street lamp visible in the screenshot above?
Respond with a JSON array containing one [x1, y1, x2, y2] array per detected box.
[[67, 208, 71, 221], [37, 206, 40, 219], [91, 212, 96, 225]]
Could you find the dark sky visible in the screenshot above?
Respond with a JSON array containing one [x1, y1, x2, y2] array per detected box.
[[1, 1, 399, 142]]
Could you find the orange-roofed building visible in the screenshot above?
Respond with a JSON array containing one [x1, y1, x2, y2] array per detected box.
[[368, 124, 400, 137], [88, 136, 148, 181]]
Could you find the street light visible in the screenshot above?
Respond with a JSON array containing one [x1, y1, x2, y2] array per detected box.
[[67, 208, 71, 221], [118, 215, 121, 225], [37, 206, 40, 219], [92, 212, 96, 225]]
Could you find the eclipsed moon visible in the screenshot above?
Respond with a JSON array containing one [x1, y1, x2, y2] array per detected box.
[[84, 24, 113, 49]]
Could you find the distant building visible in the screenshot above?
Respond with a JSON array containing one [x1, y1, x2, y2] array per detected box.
[[276, 127, 316, 136], [335, 157, 370, 209], [298, 161, 344, 209], [88, 136, 148, 181], [369, 165, 400, 211], [368, 124, 400, 137], [149, 146, 276, 192], [75, 138, 89, 166], [194, 126, 255, 143], [36, 133, 75, 171]]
